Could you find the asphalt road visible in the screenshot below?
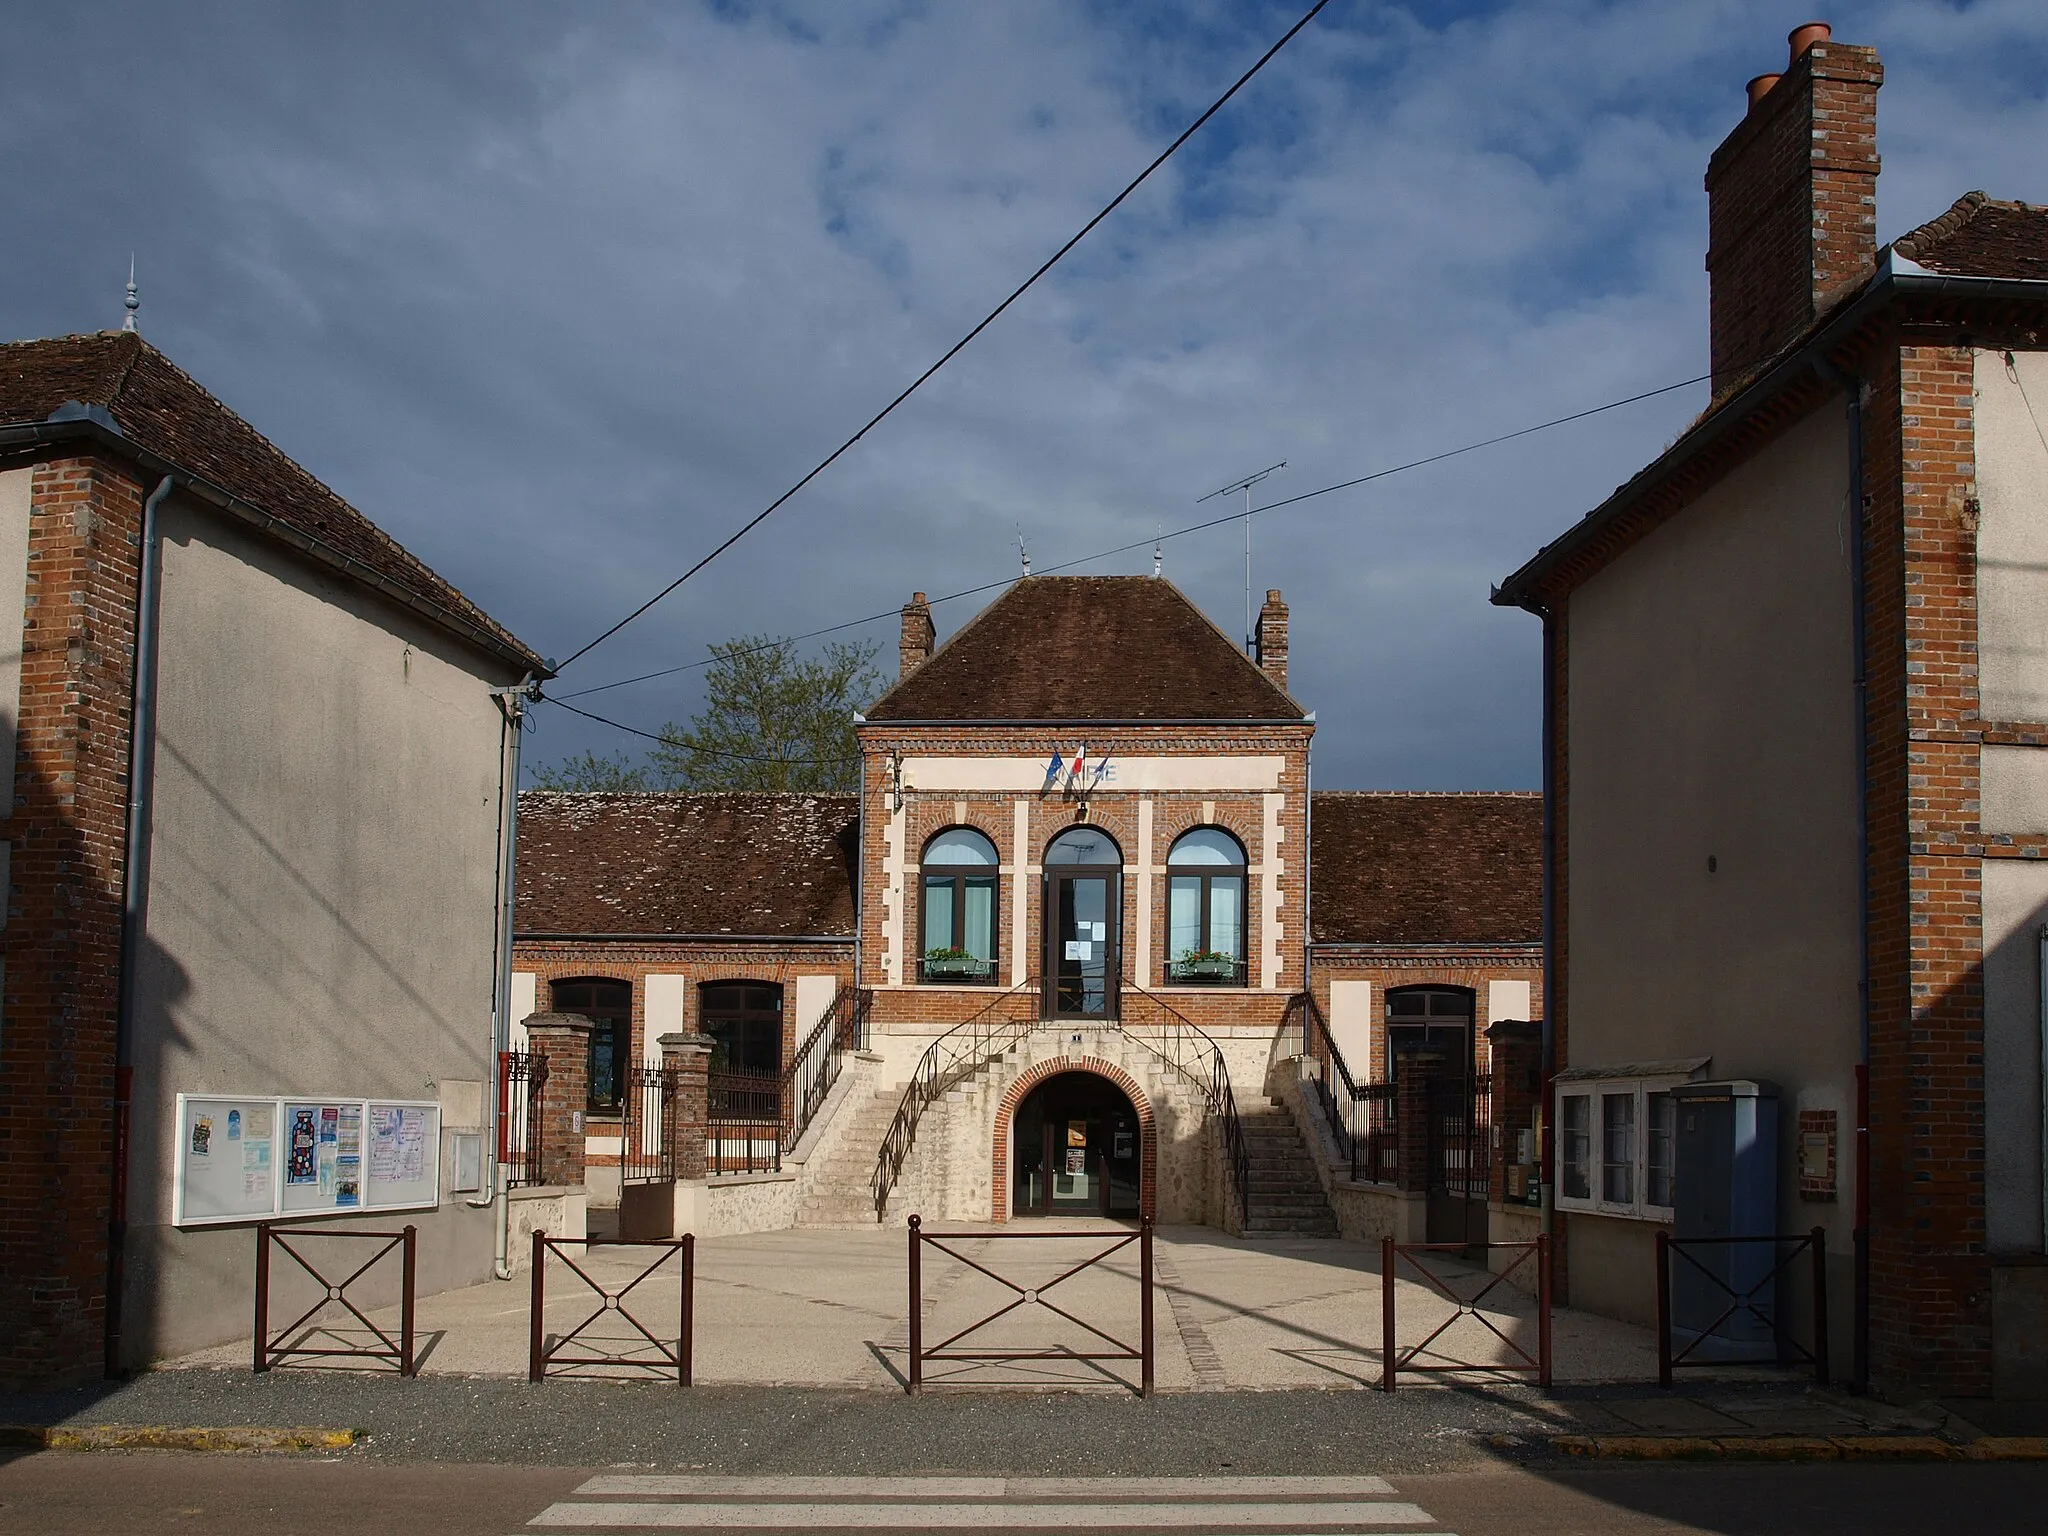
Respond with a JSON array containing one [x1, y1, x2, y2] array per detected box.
[[4, 1455, 2048, 1535]]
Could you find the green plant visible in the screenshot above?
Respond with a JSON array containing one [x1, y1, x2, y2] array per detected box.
[[925, 947, 977, 963]]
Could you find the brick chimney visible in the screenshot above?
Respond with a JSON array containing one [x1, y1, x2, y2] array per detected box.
[[899, 591, 935, 679], [1704, 23, 1882, 391], [1254, 589, 1289, 692]]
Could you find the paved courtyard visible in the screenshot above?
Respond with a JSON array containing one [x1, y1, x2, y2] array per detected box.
[[178, 1222, 1663, 1391]]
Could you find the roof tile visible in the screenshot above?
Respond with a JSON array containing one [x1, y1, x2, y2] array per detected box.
[[1310, 791, 1541, 945]]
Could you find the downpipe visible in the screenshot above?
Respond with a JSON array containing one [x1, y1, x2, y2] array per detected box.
[[482, 676, 536, 1280], [106, 474, 175, 1378]]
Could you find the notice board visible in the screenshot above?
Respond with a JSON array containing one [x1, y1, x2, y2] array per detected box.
[[175, 1093, 441, 1227]]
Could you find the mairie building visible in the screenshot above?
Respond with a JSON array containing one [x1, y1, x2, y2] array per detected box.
[[514, 575, 1540, 1238]]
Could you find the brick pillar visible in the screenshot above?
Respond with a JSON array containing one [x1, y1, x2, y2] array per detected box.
[[1394, 1050, 1445, 1197], [1485, 1020, 1543, 1207], [659, 1032, 713, 1181], [525, 1013, 592, 1189]]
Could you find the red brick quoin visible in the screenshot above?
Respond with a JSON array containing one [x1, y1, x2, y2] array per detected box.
[[989, 1057, 1156, 1223]]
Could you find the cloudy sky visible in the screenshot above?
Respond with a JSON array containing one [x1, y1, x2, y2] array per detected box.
[[6, 1, 2045, 789]]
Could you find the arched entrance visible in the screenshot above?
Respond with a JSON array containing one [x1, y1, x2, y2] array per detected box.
[[1009, 1070, 1143, 1218]]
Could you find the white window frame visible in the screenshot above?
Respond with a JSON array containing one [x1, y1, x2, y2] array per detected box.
[[1555, 1075, 1684, 1222]]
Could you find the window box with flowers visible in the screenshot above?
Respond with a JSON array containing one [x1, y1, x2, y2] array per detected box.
[[1168, 948, 1244, 983], [922, 947, 995, 982]]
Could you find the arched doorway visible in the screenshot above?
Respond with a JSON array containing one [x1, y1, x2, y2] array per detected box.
[[1011, 1071, 1142, 1218]]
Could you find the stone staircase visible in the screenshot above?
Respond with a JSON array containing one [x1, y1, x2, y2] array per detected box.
[[793, 1079, 905, 1226], [1237, 1100, 1339, 1236]]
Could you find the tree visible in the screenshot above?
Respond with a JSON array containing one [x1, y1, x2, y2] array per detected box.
[[526, 634, 883, 793], [651, 635, 881, 792]]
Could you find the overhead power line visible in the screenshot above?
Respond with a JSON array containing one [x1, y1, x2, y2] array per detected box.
[[551, 364, 1715, 704], [553, 0, 1334, 672], [543, 696, 859, 767]]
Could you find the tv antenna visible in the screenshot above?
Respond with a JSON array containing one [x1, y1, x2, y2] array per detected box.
[[1198, 460, 1285, 653]]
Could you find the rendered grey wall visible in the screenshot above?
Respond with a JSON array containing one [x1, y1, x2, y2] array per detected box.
[[122, 493, 517, 1364], [1976, 349, 2048, 722], [1564, 403, 1859, 1336]]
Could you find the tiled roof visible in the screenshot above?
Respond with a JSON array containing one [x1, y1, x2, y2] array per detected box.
[[0, 330, 542, 670], [1310, 791, 1541, 945], [516, 791, 858, 937], [1894, 192, 2048, 281], [865, 576, 1302, 722]]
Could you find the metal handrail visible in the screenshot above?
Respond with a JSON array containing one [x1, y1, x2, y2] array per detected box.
[[782, 986, 872, 1153], [1285, 990, 1396, 1183], [1118, 981, 1250, 1229], [872, 976, 1041, 1220]]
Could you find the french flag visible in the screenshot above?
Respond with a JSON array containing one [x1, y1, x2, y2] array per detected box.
[[1068, 745, 1088, 787]]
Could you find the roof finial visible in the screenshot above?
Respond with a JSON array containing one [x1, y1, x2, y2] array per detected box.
[[1017, 526, 1031, 578], [122, 254, 139, 333], [1153, 521, 1163, 579]]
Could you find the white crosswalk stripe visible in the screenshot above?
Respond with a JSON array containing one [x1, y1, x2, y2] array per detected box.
[[525, 1474, 1451, 1533]]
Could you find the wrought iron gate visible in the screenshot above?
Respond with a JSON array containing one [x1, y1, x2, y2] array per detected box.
[[1426, 1076, 1490, 1249]]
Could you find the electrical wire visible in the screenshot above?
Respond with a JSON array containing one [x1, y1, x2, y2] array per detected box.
[[553, 364, 1715, 702], [545, 695, 860, 767], [553, 0, 1334, 672]]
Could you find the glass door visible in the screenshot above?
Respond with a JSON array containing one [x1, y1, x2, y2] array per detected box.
[[1047, 870, 1118, 1019]]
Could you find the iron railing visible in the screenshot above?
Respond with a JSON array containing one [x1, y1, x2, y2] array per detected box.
[[707, 1067, 783, 1174], [1286, 990, 1398, 1184], [499, 1049, 548, 1189], [253, 1223, 416, 1375], [873, 977, 1043, 1220], [1118, 982, 1250, 1229], [621, 1062, 680, 1185], [1657, 1227, 1830, 1387], [1381, 1235, 1551, 1391], [907, 1214, 1153, 1397], [530, 1232, 694, 1383], [782, 986, 872, 1153]]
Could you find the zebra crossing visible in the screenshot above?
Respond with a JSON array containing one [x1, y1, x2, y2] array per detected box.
[[524, 1475, 1454, 1533]]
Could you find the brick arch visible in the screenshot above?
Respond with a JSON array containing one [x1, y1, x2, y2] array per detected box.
[[991, 1056, 1156, 1222]]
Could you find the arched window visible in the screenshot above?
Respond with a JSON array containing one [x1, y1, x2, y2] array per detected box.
[[1384, 985, 1475, 1081], [549, 977, 633, 1113], [921, 827, 1000, 982], [1166, 827, 1247, 985], [1044, 826, 1121, 865]]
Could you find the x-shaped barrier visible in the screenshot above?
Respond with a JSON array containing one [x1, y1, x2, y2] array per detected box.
[[1656, 1228, 1828, 1387], [253, 1223, 416, 1375], [529, 1232, 694, 1383], [1380, 1235, 1551, 1392], [907, 1215, 1154, 1396]]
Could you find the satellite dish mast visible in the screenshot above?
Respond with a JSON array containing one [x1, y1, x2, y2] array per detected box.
[[1197, 461, 1285, 654]]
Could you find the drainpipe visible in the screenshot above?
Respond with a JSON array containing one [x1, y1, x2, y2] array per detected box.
[[1818, 359, 1873, 1392], [105, 473, 175, 1378], [1511, 595, 1557, 1246], [482, 677, 535, 1279]]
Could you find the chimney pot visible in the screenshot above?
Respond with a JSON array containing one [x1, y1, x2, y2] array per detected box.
[[1746, 73, 1781, 110], [1787, 21, 1831, 61]]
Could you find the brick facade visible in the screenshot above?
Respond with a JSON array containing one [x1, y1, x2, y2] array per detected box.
[[0, 451, 146, 1386]]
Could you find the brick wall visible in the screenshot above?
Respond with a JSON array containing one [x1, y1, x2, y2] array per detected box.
[[0, 451, 146, 1386], [1862, 336, 1994, 1394], [856, 722, 1312, 1038], [1305, 948, 1542, 1084]]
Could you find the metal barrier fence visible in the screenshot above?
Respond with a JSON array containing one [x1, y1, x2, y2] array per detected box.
[[253, 1223, 416, 1375], [529, 1232, 695, 1383], [498, 1049, 547, 1188], [1381, 1235, 1550, 1392], [1657, 1227, 1829, 1387], [621, 1062, 680, 1185], [907, 1215, 1154, 1397], [708, 1067, 782, 1174]]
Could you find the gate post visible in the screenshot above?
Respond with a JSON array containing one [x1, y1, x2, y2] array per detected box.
[[1381, 1234, 1397, 1392], [681, 1231, 696, 1387], [659, 1031, 713, 1180], [907, 1214, 923, 1395], [529, 1230, 547, 1383], [400, 1225, 418, 1378], [525, 1013, 595, 1189], [1140, 1219, 1155, 1399], [1536, 1232, 1552, 1388], [253, 1224, 271, 1373]]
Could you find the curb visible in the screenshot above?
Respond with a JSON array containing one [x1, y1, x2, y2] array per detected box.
[[1551, 1433, 2048, 1463], [0, 1424, 358, 1453]]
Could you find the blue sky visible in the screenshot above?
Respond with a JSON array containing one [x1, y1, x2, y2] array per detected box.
[[5, 1, 2046, 788]]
